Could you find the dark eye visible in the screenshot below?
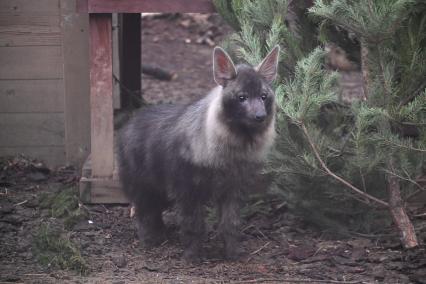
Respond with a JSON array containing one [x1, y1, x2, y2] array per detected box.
[[238, 95, 247, 102], [261, 93, 267, 101]]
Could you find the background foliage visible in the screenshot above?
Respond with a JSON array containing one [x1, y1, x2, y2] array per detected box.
[[214, 0, 426, 234]]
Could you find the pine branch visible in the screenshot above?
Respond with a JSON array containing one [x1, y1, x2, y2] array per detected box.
[[397, 80, 426, 109], [383, 169, 425, 194], [301, 123, 389, 208]]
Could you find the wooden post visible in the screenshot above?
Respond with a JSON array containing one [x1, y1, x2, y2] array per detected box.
[[61, 0, 91, 168], [112, 13, 121, 109], [89, 14, 114, 178]]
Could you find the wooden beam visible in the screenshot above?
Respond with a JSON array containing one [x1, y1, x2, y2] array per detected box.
[[61, 0, 91, 169], [80, 155, 127, 203], [80, 177, 127, 203], [76, 0, 88, 13], [89, 14, 114, 178], [77, 0, 216, 13]]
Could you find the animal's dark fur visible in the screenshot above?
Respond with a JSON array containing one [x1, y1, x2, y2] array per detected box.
[[117, 46, 280, 260]]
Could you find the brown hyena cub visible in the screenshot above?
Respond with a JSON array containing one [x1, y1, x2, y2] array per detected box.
[[117, 46, 280, 261]]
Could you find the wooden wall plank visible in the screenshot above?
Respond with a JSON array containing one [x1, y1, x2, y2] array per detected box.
[[0, 146, 65, 167], [0, 79, 64, 112], [0, 26, 61, 47], [0, 0, 60, 14], [0, 113, 64, 146], [60, 0, 91, 168], [0, 13, 60, 27], [0, 46, 62, 79], [79, 0, 215, 13], [89, 14, 114, 177]]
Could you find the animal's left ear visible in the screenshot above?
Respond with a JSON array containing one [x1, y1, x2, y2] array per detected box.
[[256, 45, 280, 84], [213, 47, 237, 87]]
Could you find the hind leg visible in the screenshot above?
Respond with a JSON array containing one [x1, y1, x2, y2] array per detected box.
[[134, 192, 167, 247]]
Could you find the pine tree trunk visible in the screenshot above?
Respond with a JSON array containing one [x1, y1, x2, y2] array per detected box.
[[387, 161, 418, 249]]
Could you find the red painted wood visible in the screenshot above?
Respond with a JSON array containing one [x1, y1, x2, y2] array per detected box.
[[89, 14, 114, 178], [76, 0, 88, 12], [77, 0, 215, 13]]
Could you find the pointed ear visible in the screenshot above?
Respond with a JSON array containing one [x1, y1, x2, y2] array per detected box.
[[213, 47, 237, 86], [256, 45, 280, 84]]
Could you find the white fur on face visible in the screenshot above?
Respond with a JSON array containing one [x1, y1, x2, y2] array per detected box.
[[190, 86, 276, 167]]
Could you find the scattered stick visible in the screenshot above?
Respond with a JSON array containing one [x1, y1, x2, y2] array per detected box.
[[231, 278, 364, 283], [142, 64, 177, 81], [250, 242, 270, 255], [130, 205, 136, 218], [14, 200, 28, 206]]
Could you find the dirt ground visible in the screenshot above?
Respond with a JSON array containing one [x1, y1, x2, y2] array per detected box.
[[1, 14, 426, 284]]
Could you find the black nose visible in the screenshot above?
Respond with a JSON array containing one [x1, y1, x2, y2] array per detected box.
[[255, 114, 266, 122]]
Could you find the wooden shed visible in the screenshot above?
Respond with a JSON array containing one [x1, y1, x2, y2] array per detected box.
[[1, 0, 216, 204], [0, 0, 90, 167]]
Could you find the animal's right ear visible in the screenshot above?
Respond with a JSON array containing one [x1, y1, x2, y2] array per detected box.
[[213, 47, 237, 87]]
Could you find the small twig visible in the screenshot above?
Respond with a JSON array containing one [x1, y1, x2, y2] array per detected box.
[[382, 169, 425, 194], [350, 231, 395, 239], [241, 224, 255, 233], [101, 204, 111, 213], [385, 139, 426, 153], [130, 205, 136, 218], [359, 168, 367, 193], [231, 278, 364, 284], [398, 80, 426, 109], [255, 226, 267, 240], [301, 123, 389, 208], [312, 245, 324, 257], [250, 242, 270, 255], [14, 199, 28, 206], [406, 189, 424, 201]]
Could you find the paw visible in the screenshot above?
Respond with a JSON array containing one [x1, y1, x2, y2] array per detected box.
[[138, 227, 167, 247], [182, 246, 203, 263], [141, 234, 166, 247], [224, 246, 246, 261]]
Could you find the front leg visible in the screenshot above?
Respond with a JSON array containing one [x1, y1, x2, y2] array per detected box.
[[178, 196, 206, 262], [218, 196, 243, 260]]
